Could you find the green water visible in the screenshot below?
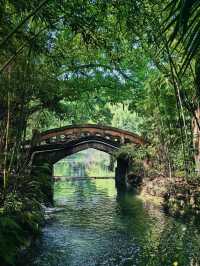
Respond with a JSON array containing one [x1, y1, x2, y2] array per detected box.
[[21, 179, 200, 266]]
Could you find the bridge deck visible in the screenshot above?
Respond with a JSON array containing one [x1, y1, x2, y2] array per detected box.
[[39, 124, 146, 146]]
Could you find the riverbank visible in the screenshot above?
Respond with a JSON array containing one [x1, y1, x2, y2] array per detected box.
[[141, 175, 200, 218], [0, 167, 52, 266], [0, 200, 44, 266]]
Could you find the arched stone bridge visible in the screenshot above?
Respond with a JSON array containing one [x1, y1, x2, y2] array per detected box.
[[38, 124, 145, 145], [31, 124, 145, 160], [29, 124, 146, 202]]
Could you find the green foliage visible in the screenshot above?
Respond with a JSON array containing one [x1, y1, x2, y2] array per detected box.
[[54, 160, 70, 177], [31, 162, 54, 204], [114, 144, 150, 162], [110, 103, 144, 134], [54, 149, 115, 178], [165, 0, 200, 71], [0, 172, 45, 265], [0, 216, 26, 265], [0, 0, 196, 180]]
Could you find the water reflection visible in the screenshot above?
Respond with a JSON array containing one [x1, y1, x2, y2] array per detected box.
[[19, 179, 200, 266]]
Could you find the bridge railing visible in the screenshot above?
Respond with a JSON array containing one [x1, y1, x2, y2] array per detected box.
[[30, 125, 146, 147]]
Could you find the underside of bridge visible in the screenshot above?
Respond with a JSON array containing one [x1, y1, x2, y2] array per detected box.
[[31, 137, 119, 164], [29, 125, 145, 204]]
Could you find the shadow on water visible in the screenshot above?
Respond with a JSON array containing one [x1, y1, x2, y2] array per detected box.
[[18, 178, 200, 266], [116, 191, 151, 237]]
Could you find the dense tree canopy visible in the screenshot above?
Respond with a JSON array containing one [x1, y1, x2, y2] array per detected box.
[[0, 0, 200, 179]]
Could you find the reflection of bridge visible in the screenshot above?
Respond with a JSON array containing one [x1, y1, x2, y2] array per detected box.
[[30, 124, 146, 202]]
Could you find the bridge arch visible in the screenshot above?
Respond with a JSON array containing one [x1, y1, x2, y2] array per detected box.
[[31, 137, 119, 165]]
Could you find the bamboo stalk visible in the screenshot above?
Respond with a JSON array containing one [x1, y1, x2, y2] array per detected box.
[[3, 90, 10, 189]]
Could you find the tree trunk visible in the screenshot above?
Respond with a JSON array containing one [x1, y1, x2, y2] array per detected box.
[[192, 106, 200, 173]]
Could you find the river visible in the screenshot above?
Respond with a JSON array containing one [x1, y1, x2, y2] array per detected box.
[[19, 178, 200, 266]]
